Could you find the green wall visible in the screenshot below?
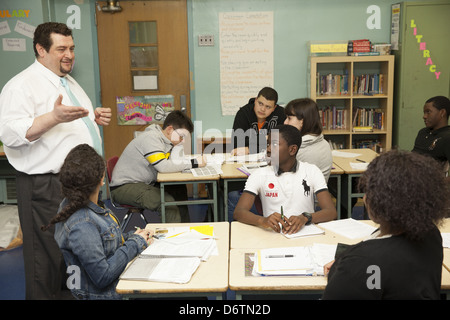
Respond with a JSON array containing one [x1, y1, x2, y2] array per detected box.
[[189, 0, 411, 133], [1, 0, 431, 140]]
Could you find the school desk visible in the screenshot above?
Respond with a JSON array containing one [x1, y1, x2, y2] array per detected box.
[[439, 219, 450, 273], [229, 220, 450, 299], [332, 148, 379, 218], [115, 221, 229, 299], [156, 171, 220, 222], [230, 220, 379, 250]]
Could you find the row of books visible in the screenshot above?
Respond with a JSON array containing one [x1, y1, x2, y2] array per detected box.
[[353, 139, 382, 152], [347, 39, 380, 56], [353, 73, 384, 95], [326, 138, 382, 152], [352, 107, 385, 130], [316, 72, 385, 96], [316, 72, 349, 96], [319, 106, 348, 130]]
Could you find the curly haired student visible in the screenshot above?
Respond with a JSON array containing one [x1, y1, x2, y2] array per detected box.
[[42, 144, 153, 300], [322, 150, 449, 300]]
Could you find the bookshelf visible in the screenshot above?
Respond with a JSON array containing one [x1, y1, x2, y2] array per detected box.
[[309, 55, 394, 152]]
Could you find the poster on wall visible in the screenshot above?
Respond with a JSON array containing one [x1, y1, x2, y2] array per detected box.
[[116, 95, 174, 125], [219, 11, 274, 116]]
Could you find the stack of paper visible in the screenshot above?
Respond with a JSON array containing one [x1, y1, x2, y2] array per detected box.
[[120, 225, 217, 283], [236, 163, 268, 176], [282, 223, 325, 239], [119, 256, 200, 284], [318, 218, 377, 239], [226, 151, 267, 163], [252, 243, 337, 277]]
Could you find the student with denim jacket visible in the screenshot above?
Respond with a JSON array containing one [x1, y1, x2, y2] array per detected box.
[[42, 144, 152, 300]]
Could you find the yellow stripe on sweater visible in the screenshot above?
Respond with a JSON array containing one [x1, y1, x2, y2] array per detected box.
[[146, 152, 170, 164]]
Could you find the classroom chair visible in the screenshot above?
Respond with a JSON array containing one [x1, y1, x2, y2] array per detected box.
[[106, 156, 149, 231]]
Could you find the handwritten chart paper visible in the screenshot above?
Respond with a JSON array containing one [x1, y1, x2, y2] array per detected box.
[[219, 11, 274, 116]]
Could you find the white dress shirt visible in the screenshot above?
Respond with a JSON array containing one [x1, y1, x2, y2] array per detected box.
[[0, 60, 101, 174]]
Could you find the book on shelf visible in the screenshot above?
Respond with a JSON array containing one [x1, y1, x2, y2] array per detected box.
[[316, 71, 349, 96], [353, 73, 384, 95], [352, 126, 373, 132], [319, 106, 347, 130], [326, 139, 345, 150], [352, 139, 382, 152], [352, 107, 385, 130], [348, 52, 380, 56], [347, 39, 373, 54]]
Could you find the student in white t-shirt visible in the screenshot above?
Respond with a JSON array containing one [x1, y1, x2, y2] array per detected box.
[[234, 125, 337, 234]]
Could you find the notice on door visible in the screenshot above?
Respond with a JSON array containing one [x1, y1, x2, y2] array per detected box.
[[219, 11, 274, 116]]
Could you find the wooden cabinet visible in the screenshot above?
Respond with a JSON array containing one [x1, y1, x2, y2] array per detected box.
[[309, 55, 394, 152]]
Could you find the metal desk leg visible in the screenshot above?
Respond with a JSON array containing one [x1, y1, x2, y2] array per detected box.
[[160, 183, 166, 223]]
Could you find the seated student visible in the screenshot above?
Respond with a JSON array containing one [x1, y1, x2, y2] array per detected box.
[[233, 125, 336, 234], [42, 144, 153, 300], [412, 95, 450, 177], [322, 150, 449, 300], [227, 87, 286, 221], [110, 110, 205, 223], [284, 98, 333, 182], [231, 87, 286, 156]]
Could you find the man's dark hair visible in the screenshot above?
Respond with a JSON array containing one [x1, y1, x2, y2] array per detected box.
[[257, 87, 278, 104], [33, 22, 73, 57], [426, 96, 450, 120], [162, 110, 194, 133]]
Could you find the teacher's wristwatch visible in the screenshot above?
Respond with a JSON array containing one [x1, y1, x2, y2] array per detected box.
[[302, 212, 312, 225]]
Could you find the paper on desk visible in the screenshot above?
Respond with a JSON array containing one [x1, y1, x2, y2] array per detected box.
[[332, 150, 361, 158], [349, 162, 369, 170], [442, 233, 450, 248], [190, 165, 222, 176], [226, 151, 266, 163], [282, 223, 325, 239], [255, 247, 313, 276], [120, 256, 200, 284], [143, 226, 218, 261], [253, 243, 337, 277], [318, 218, 377, 239]]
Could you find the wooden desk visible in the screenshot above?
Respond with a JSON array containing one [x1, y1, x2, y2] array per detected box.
[[332, 148, 379, 218], [157, 171, 220, 222], [230, 220, 450, 299], [230, 220, 377, 250], [439, 219, 450, 274], [116, 222, 229, 299]]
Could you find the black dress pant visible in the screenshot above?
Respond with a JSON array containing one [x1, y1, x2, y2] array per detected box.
[[15, 171, 71, 300]]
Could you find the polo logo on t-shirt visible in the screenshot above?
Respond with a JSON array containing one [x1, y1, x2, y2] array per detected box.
[[302, 179, 310, 196]]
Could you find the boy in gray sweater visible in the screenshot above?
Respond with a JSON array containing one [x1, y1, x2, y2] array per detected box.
[[110, 111, 205, 222]]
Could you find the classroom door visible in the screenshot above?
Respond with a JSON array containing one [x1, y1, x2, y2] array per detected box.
[[96, 0, 191, 160]]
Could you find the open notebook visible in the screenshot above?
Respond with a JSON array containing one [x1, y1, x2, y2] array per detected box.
[[119, 225, 217, 284]]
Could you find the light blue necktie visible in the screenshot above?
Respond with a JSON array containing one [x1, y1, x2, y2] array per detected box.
[[60, 77, 103, 155]]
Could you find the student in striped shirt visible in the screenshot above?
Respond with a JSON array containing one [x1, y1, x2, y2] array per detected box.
[[110, 111, 205, 222]]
